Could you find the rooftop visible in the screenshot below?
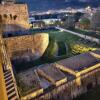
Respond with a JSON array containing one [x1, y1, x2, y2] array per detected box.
[[57, 50, 100, 72], [18, 69, 42, 96], [37, 64, 67, 85]]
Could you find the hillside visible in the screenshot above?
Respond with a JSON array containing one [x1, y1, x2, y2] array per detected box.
[[17, 0, 100, 11]]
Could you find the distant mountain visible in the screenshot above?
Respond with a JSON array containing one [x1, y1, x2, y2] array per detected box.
[[2, 0, 100, 12]]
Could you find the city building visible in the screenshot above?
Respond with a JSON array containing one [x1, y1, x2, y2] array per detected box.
[[91, 10, 100, 31]]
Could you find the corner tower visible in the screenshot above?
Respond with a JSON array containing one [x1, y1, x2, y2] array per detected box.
[[0, 0, 30, 34]]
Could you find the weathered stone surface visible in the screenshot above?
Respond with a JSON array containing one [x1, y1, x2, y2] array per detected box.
[[0, 4, 30, 32], [4, 33, 49, 60]]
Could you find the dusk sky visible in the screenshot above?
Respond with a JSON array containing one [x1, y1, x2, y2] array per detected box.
[[18, 0, 100, 11]]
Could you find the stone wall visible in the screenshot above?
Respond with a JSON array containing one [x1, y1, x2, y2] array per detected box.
[[0, 3, 30, 32], [34, 68, 100, 100], [4, 33, 49, 60]]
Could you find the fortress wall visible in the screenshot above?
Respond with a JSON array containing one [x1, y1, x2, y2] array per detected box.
[[4, 33, 49, 60], [0, 4, 30, 32], [35, 68, 100, 100]]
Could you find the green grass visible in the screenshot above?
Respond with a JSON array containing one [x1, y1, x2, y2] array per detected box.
[[47, 30, 80, 42], [74, 86, 100, 100], [58, 42, 66, 56]]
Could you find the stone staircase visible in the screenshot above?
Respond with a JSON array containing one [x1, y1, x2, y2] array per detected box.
[[4, 69, 18, 100]]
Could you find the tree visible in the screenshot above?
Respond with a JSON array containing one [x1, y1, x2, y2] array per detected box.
[[79, 17, 90, 29], [61, 15, 75, 29], [74, 12, 84, 22]]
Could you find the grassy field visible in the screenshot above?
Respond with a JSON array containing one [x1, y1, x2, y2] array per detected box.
[[58, 42, 66, 56], [46, 30, 80, 42]]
